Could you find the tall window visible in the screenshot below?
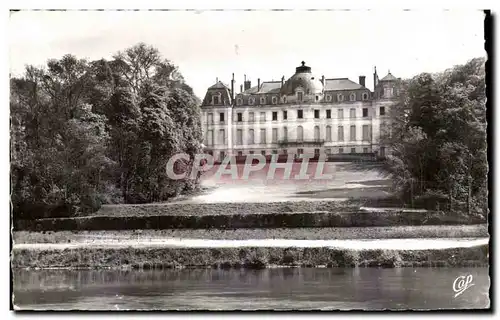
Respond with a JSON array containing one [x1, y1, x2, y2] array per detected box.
[[283, 110, 288, 120], [384, 87, 394, 98], [362, 125, 370, 141], [208, 113, 214, 124], [338, 109, 344, 119], [212, 95, 221, 105], [380, 107, 386, 116], [272, 112, 278, 121], [207, 130, 214, 146], [237, 113, 243, 122], [298, 109, 303, 119], [326, 126, 332, 142], [297, 126, 304, 142], [297, 91, 303, 101], [350, 125, 356, 141], [219, 112, 225, 122], [326, 110, 331, 119], [249, 112, 255, 122], [237, 129, 243, 144], [272, 128, 278, 143], [338, 126, 344, 141], [260, 129, 266, 144], [219, 129, 225, 144], [314, 110, 320, 119], [283, 127, 288, 141], [314, 126, 320, 141], [260, 112, 266, 122], [380, 146, 386, 157], [349, 108, 356, 118], [362, 108, 368, 118], [248, 129, 254, 144]]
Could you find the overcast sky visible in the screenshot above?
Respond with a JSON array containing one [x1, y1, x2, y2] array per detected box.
[[9, 10, 485, 98]]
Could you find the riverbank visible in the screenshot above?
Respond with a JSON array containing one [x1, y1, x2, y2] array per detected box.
[[12, 241, 488, 270]]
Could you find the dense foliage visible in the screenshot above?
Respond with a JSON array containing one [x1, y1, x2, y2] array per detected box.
[[11, 43, 203, 218], [383, 57, 487, 217]]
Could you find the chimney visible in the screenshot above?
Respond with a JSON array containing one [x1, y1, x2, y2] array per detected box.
[[240, 84, 243, 93], [281, 76, 284, 86], [231, 73, 235, 100], [373, 66, 378, 91], [258, 78, 261, 91], [359, 76, 366, 87], [321, 75, 325, 85], [244, 80, 251, 91], [216, 77, 218, 83]]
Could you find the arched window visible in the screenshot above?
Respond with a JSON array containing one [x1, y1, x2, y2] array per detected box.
[[248, 97, 255, 105], [337, 94, 344, 102], [272, 96, 278, 104], [314, 125, 320, 141], [362, 93, 369, 101], [282, 96, 287, 104], [297, 126, 304, 142], [260, 96, 266, 104], [326, 125, 332, 142], [326, 94, 332, 102], [236, 98, 243, 105], [349, 93, 356, 101]]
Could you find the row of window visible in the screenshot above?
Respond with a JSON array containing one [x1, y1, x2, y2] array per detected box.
[[205, 125, 372, 146], [211, 147, 384, 160], [233, 92, 371, 106], [209, 107, 386, 124]]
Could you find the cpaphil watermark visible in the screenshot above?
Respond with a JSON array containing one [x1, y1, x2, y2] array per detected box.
[[165, 153, 336, 181], [453, 274, 474, 298]]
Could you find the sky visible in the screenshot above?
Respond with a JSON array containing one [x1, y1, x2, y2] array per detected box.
[[9, 10, 486, 99]]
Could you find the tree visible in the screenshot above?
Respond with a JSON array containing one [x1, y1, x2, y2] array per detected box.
[[383, 57, 487, 217]]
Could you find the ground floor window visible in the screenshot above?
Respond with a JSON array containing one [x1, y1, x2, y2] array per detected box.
[[350, 148, 356, 154]]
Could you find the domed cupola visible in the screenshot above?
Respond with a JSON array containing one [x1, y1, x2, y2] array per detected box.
[[280, 61, 324, 103]]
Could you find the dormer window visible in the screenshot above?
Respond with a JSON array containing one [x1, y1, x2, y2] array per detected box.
[[337, 94, 344, 102], [283, 96, 287, 104], [325, 94, 332, 102], [362, 93, 369, 101], [315, 95, 319, 102], [297, 91, 303, 102], [248, 97, 255, 105], [260, 96, 266, 105], [236, 98, 243, 106], [212, 94, 221, 105], [349, 93, 356, 102], [272, 96, 278, 104]]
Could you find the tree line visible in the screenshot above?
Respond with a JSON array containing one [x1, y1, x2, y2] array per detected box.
[[10, 43, 203, 219], [382, 57, 487, 217]]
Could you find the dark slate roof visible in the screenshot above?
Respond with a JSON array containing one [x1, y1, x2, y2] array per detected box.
[[208, 81, 230, 90], [380, 72, 397, 82], [242, 86, 259, 94], [324, 78, 364, 91], [259, 81, 282, 94]]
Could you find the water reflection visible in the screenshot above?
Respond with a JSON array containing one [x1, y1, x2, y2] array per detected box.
[[13, 267, 489, 310]]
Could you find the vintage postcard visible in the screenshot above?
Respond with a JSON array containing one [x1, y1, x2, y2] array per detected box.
[[9, 9, 490, 311]]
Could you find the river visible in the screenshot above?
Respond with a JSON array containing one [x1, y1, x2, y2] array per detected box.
[[13, 267, 490, 310]]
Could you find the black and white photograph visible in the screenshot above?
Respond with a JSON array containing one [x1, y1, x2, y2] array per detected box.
[[9, 7, 491, 311]]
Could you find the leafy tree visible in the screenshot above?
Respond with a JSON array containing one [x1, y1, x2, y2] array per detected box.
[[383, 57, 487, 217]]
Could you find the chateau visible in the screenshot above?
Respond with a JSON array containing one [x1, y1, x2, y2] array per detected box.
[[200, 61, 401, 162]]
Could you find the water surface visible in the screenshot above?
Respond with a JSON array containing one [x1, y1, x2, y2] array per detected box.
[[13, 267, 490, 310]]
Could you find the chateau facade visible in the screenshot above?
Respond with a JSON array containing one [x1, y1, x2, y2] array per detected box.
[[200, 62, 400, 162]]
